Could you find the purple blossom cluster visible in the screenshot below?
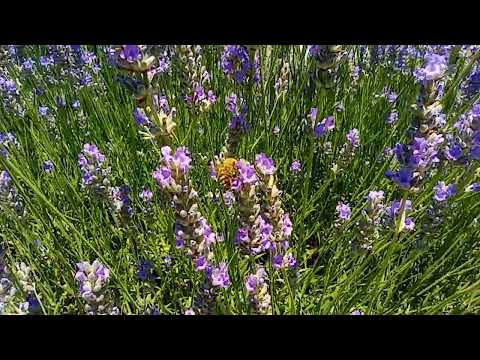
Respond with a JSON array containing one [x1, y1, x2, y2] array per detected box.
[[139, 187, 153, 206], [0, 73, 25, 117], [463, 68, 480, 99], [153, 146, 230, 306], [433, 181, 457, 203], [351, 310, 365, 315], [253, 154, 296, 269], [274, 62, 290, 97], [189, 261, 231, 315], [0, 254, 40, 315], [365, 190, 385, 226], [137, 259, 158, 282], [111, 45, 176, 145], [0, 170, 24, 217], [75, 260, 113, 314], [351, 64, 361, 83], [386, 111, 399, 125], [352, 190, 386, 252], [382, 87, 398, 106], [220, 153, 295, 272], [78, 144, 132, 223], [466, 182, 480, 192], [176, 46, 216, 111], [132, 93, 176, 145], [346, 129, 360, 149], [413, 53, 448, 82], [184, 83, 216, 110], [385, 199, 415, 232], [112, 45, 157, 74], [333, 129, 361, 174], [0, 132, 19, 159], [226, 93, 248, 125], [420, 181, 458, 231], [245, 267, 271, 314], [32, 46, 101, 88], [450, 104, 480, 163], [385, 53, 450, 193], [42, 160, 54, 173], [336, 202, 351, 222], [132, 93, 176, 142], [385, 134, 444, 191], [309, 108, 335, 138], [111, 185, 133, 219], [221, 45, 259, 84], [78, 143, 110, 194], [290, 160, 302, 174]]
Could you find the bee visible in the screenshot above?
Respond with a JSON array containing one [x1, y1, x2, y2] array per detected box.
[[215, 158, 238, 189], [420, 125, 438, 139]]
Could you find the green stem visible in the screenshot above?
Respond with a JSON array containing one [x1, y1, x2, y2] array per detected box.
[[395, 191, 408, 241]]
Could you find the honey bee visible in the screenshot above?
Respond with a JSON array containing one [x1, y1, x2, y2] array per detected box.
[[215, 157, 238, 189]]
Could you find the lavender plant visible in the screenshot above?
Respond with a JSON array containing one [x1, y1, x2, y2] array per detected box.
[[0, 45, 479, 315]]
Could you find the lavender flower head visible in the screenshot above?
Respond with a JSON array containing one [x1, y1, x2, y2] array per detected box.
[[223, 191, 235, 208], [466, 183, 480, 192], [255, 153, 276, 176], [120, 45, 142, 63], [385, 199, 415, 232], [111, 185, 133, 218], [137, 259, 156, 281], [75, 260, 111, 314], [415, 53, 448, 82], [346, 128, 360, 148], [154, 145, 218, 275], [385, 167, 413, 190], [290, 160, 302, 173], [433, 181, 456, 202], [78, 143, 109, 190], [42, 160, 54, 174], [133, 107, 151, 127], [0, 132, 19, 159], [367, 190, 384, 206], [140, 187, 153, 204], [336, 202, 351, 221], [221, 45, 259, 84], [153, 146, 192, 190], [232, 160, 258, 191], [245, 267, 271, 314], [38, 106, 49, 117], [272, 253, 297, 270], [314, 116, 335, 138], [0, 169, 24, 217], [209, 262, 230, 289], [351, 310, 365, 315], [386, 111, 399, 125]]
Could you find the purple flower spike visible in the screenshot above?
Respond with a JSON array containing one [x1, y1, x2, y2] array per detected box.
[[445, 144, 464, 161], [210, 262, 230, 289], [433, 181, 456, 202], [194, 256, 208, 272], [336, 202, 351, 221], [290, 160, 302, 173], [42, 160, 54, 173], [120, 45, 142, 63], [346, 128, 360, 148], [466, 183, 480, 192], [255, 153, 276, 176]]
